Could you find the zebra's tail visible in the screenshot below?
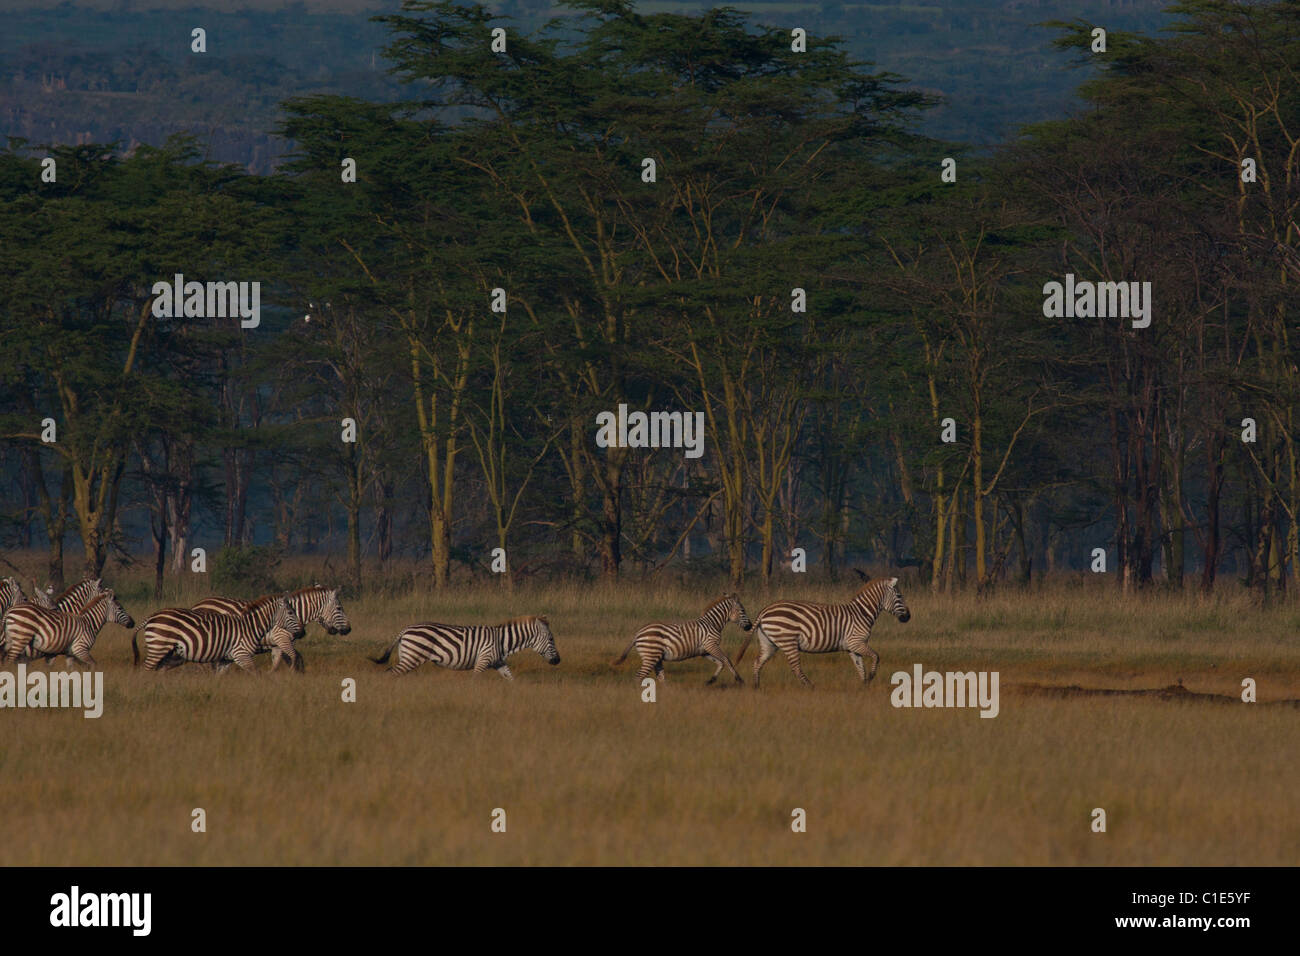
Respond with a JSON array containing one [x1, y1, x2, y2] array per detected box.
[[611, 636, 639, 667], [370, 635, 400, 666], [131, 627, 141, 666], [734, 625, 762, 665]]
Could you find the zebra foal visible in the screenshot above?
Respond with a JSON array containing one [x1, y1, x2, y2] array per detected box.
[[371, 616, 560, 680], [735, 576, 911, 689], [613, 593, 752, 684]]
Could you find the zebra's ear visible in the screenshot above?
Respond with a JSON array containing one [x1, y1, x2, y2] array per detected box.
[[538, 615, 549, 625], [888, 576, 899, 587]]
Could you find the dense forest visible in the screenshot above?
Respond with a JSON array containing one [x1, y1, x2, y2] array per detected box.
[[0, 0, 1174, 170], [1, 0, 1297, 600]]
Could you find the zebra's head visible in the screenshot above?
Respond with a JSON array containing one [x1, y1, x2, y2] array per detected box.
[[722, 592, 753, 631], [102, 589, 135, 629], [31, 582, 55, 608], [274, 594, 305, 640], [319, 588, 352, 635], [885, 577, 911, 623], [0, 577, 23, 611], [531, 616, 561, 665]]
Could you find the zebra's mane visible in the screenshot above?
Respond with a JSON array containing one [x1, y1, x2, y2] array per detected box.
[[703, 594, 735, 613], [245, 593, 283, 612], [290, 585, 328, 597], [53, 578, 96, 604], [77, 592, 108, 614], [853, 579, 888, 603], [499, 615, 543, 627]]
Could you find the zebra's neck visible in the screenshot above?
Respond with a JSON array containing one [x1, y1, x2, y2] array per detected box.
[[239, 599, 278, 635], [850, 586, 883, 624], [497, 622, 530, 654], [700, 601, 730, 633], [291, 588, 326, 624], [78, 595, 111, 632]]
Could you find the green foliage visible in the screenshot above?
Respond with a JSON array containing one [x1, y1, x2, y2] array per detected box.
[[211, 545, 282, 596]]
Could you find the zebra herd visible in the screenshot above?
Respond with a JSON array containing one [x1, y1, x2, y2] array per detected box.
[[0, 573, 912, 689]]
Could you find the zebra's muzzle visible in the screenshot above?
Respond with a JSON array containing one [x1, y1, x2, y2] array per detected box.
[[898, 611, 911, 623], [549, 655, 561, 665]]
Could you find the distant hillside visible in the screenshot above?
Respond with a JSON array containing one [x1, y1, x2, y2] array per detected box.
[[1, 0, 1175, 169]]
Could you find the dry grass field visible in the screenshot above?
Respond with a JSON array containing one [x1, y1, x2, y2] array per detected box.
[[1, 562, 1297, 866]]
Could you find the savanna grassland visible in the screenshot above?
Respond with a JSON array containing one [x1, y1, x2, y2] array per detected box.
[[1, 563, 1297, 866]]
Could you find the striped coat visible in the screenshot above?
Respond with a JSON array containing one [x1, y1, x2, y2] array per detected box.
[[613, 593, 752, 684], [1, 590, 135, 667], [32, 578, 103, 613], [1, 577, 103, 662], [133, 594, 303, 672], [191, 586, 352, 671], [370, 615, 560, 680], [735, 576, 911, 689]]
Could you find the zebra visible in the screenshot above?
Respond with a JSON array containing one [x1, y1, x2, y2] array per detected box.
[[30, 577, 103, 613], [191, 585, 352, 671], [735, 576, 911, 689], [612, 593, 752, 684], [370, 615, 560, 680], [1, 577, 101, 662], [133, 594, 303, 672], [1, 589, 135, 668], [0, 578, 24, 616]]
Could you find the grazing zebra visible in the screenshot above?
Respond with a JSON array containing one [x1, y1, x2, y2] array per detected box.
[[370, 615, 560, 680], [1, 590, 135, 668], [133, 594, 302, 672], [192, 585, 352, 671], [735, 576, 911, 689], [612, 593, 752, 684]]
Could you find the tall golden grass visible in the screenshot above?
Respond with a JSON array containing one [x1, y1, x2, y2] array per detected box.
[[1, 556, 1296, 865]]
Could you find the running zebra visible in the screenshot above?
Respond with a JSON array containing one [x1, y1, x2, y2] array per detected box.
[[735, 576, 911, 689], [613, 593, 752, 684], [1, 578, 100, 661], [133, 594, 302, 672], [30, 577, 103, 613], [1, 590, 135, 667], [192, 585, 352, 671], [370, 615, 560, 680], [0, 578, 24, 616]]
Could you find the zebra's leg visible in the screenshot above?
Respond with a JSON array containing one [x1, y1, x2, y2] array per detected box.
[[267, 633, 296, 672], [704, 651, 743, 685], [845, 638, 876, 684], [781, 643, 814, 689], [752, 630, 779, 688], [848, 651, 867, 683], [387, 645, 420, 676], [143, 640, 175, 671], [865, 644, 880, 682], [705, 654, 725, 684], [495, 664, 515, 681], [229, 648, 256, 672], [634, 650, 657, 683]]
